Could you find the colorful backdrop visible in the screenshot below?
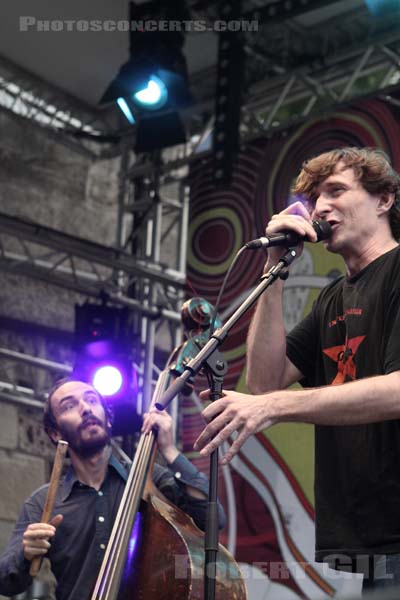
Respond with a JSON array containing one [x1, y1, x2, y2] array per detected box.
[[183, 98, 400, 599]]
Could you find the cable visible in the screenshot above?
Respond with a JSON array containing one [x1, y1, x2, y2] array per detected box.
[[208, 245, 247, 338]]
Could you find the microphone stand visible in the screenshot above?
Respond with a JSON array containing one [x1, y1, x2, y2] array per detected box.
[[199, 345, 227, 600], [156, 247, 297, 600]]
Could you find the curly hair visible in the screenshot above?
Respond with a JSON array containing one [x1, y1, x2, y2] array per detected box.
[[43, 377, 113, 442], [292, 147, 400, 240]]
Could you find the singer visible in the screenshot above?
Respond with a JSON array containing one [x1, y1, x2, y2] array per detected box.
[[195, 146, 400, 592]]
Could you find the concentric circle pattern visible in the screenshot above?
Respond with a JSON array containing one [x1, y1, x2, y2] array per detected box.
[[183, 99, 400, 583]]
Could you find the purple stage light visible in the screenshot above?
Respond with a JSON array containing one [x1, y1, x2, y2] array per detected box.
[[92, 365, 124, 396]]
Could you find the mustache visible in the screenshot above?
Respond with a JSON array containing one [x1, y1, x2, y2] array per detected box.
[[79, 415, 104, 431]]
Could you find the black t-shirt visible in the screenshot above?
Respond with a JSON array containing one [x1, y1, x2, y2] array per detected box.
[[286, 245, 400, 561]]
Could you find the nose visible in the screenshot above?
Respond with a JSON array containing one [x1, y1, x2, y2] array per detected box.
[[311, 194, 332, 221], [80, 398, 93, 416]]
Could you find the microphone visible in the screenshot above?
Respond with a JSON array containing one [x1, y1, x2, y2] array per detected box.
[[245, 219, 332, 250]]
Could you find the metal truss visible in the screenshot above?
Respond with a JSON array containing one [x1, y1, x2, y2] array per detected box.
[[0, 172, 189, 411], [0, 55, 122, 158], [117, 160, 190, 415], [0, 128, 190, 421], [0, 379, 44, 409], [4, 0, 400, 416], [1, 1, 400, 157], [0, 347, 159, 412], [242, 37, 400, 138], [0, 347, 70, 408], [0, 210, 185, 324]]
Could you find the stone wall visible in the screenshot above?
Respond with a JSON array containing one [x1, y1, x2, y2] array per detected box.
[[0, 111, 122, 598], [0, 403, 55, 600], [0, 110, 184, 599]]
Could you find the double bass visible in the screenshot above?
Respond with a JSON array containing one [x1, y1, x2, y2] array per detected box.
[[91, 311, 247, 599]]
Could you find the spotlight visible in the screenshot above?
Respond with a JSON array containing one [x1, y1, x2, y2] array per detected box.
[[100, 1, 192, 152], [133, 75, 168, 109], [73, 301, 139, 435], [93, 365, 124, 397]]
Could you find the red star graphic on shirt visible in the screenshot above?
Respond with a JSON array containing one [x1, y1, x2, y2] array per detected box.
[[323, 335, 366, 384]]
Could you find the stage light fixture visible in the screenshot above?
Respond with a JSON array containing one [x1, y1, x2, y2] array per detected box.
[[117, 98, 136, 125], [100, 1, 192, 152], [93, 365, 124, 397], [73, 301, 139, 435], [133, 75, 168, 109]]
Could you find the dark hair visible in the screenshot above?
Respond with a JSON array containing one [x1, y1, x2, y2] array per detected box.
[[292, 147, 400, 239], [43, 377, 113, 440]]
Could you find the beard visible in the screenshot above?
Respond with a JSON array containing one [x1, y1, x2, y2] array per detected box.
[[57, 416, 111, 458]]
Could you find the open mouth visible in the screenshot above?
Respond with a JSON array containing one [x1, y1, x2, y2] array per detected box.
[[325, 221, 340, 236]]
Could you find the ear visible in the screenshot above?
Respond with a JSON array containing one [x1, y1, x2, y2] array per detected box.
[[377, 192, 394, 216], [49, 428, 62, 445]]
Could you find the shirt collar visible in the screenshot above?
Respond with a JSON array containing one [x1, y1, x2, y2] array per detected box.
[[61, 451, 128, 502]]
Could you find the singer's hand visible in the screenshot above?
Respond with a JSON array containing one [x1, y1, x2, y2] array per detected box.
[[265, 201, 317, 264], [193, 389, 275, 464]]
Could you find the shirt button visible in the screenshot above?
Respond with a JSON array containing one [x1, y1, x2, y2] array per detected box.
[[98, 491, 103, 496], [100, 544, 106, 550], [175, 472, 181, 479], [98, 516, 105, 522]]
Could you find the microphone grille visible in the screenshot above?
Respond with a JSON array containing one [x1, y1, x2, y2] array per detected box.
[[312, 219, 332, 241]]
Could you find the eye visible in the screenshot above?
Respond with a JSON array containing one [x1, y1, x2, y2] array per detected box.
[[331, 186, 345, 196], [87, 395, 100, 405]]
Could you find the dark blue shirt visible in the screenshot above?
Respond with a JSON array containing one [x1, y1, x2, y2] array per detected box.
[[0, 452, 225, 600]]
